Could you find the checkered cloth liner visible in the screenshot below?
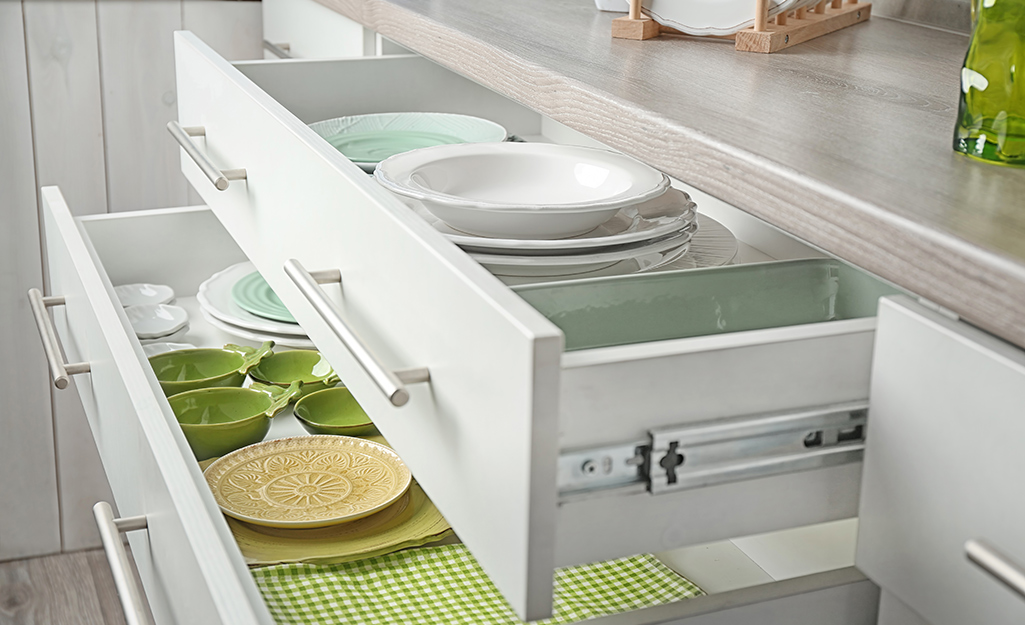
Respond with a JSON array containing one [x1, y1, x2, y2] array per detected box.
[[252, 544, 703, 625]]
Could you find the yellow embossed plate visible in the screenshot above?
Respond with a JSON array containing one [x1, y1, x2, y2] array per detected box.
[[204, 436, 412, 528]]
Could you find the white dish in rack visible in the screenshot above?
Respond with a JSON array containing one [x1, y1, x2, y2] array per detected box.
[[597, 0, 820, 36], [125, 303, 189, 340]]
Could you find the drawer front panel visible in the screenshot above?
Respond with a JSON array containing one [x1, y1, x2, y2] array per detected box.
[[857, 296, 1025, 625], [42, 187, 270, 625], [175, 32, 563, 620]]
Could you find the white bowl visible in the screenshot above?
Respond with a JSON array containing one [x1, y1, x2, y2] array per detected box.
[[125, 304, 189, 340], [376, 143, 670, 239], [309, 112, 508, 173], [114, 283, 175, 307]]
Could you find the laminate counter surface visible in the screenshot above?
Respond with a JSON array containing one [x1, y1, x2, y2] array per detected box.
[[316, 0, 1025, 347]]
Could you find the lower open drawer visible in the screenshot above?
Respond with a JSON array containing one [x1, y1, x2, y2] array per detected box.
[[40, 187, 887, 623]]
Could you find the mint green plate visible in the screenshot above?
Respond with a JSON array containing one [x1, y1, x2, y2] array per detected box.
[[325, 130, 464, 164], [309, 113, 508, 173], [231, 271, 296, 324]]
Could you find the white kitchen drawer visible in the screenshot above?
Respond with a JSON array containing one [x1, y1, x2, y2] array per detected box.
[[857, 296, 1025, 625], [42, 189, 879, 625], [262, 0, 370, 59], [40, 188, 271, 625], [173, 31, 901, 619]]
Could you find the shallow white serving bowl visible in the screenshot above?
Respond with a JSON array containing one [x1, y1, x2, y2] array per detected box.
[[309, 112, 508, 173], [125, 303, 190, 340], [114, 282, 175, 307], [376, 143, 670, 239]]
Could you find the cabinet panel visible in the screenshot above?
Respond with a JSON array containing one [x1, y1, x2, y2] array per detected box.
[[858, 296, 1025, 625], [0, 0, 61, 562]]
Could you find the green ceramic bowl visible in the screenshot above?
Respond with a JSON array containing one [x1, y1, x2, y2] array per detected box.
[[293, 387, 375, 436], [248, 350, 340, 400], [149, 342, 274, 397], [170, 381, 302, 461]]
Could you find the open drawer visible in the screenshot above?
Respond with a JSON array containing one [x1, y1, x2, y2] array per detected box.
[[40, 189, 880, 625], [173, 31, 899, 619]]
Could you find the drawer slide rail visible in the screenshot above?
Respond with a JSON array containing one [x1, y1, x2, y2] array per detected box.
[[558, 402, 867, 498]]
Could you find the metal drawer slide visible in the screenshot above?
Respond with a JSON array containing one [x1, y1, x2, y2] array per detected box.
[[558, 402, 868, 499]]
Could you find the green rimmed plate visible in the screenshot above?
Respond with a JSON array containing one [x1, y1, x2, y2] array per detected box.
[[309, 112, 508, 173], [231, 271, 296, 324], [225, 481, 453, 566]]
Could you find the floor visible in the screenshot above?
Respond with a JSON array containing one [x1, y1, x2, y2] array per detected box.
[[0, 550, 126, 625]]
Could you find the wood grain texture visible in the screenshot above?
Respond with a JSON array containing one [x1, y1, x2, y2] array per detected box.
[[0, 0, 61, 563], [0, 550, 126, 625], [23, 0, 108, 217], [183, 0, 264, 61], [312, 0, 1025, 349], [97, 0, 189, 212]]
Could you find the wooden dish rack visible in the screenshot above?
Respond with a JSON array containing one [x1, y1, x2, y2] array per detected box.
[[612, 0, 872, 53]]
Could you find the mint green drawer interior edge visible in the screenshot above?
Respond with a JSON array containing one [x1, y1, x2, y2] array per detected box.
[[513, 260, 903, 351]]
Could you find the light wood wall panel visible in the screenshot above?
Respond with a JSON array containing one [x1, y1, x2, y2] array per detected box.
[[184, 0, 264, 62], [23, 0, 109, 217], [97, 0, 189, 212], [0, 0, 62, 562]]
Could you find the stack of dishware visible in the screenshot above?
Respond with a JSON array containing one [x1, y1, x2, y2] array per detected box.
[[197, 262, 314, 348], [375, 142, 710, 278]]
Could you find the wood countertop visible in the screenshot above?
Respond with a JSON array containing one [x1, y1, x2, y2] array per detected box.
[[317, 0, 1025, 347]]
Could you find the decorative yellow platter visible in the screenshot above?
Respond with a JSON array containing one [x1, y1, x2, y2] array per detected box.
[[204, 436, 412, 528]]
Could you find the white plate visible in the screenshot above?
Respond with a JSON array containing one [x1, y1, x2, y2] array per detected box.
[[471, 227, 694, 277], [376, 142, 671, 211], [114, 283, 175, 307], [498, 213, 737, 285], [410, 188, 697, 255], [142, 342, 196, 357], [200, 308, 316, 350], [643, 0, 801, 36], [198, 262, 308, 338], [125, 304, 189, 339]]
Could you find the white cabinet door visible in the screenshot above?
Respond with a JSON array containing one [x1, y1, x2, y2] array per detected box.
[[858, 295, 1025, 625]]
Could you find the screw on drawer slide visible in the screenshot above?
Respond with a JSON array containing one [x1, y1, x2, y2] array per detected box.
[[557, 402, 867, 499]]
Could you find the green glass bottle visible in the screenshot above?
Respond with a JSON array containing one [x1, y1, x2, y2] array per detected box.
[[953, 0, 1025, 166]]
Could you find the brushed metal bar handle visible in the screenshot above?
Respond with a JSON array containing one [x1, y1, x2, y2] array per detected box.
[[28, 288, 90, 390], [966, 539, 1025, 600], [284, 259, 429, 407], [262, 40, 292, 59], [93, 502, 151, 625], [166, 121, 246, 191]]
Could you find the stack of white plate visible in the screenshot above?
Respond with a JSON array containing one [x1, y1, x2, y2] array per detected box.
[[197, 262, 315, 349], [376, 142, 731, 278]]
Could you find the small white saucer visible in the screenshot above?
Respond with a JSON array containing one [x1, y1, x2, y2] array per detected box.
[[142, 342, 196, 358], [114, 283, 175, 307], [126, 304, 190, 340]]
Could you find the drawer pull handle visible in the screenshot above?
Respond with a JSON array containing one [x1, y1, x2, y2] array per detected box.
[[284, 259, 429, 407], [966, 539, 1025, 600], [93, 502, 152, 625], [167, 121, 247, 191], [262, 40, 293, 59], [27, 288, 91, 389]]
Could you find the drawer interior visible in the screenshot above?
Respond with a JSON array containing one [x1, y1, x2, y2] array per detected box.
[[175, 38, 892, 619], [515, 259, 900, 351]]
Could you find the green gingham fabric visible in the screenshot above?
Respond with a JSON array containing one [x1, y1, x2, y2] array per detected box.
[[252, 544, 704, 625]]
